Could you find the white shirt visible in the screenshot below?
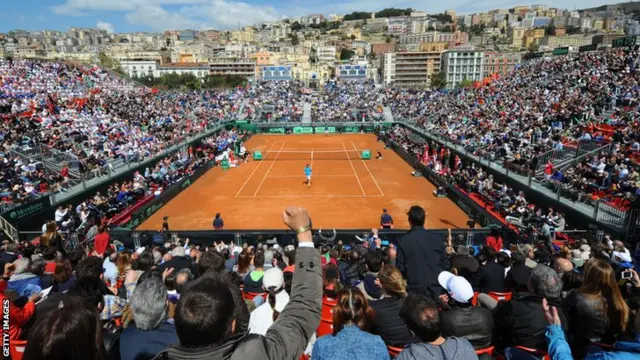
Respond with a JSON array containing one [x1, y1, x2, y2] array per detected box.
[[248, 290, 290, 335], [613, 248, 632, 263]]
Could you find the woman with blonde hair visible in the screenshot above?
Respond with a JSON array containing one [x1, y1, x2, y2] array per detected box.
[[370, 264, 417, 346], [561, 259, 631, 357], [40, 221, 66, 257], [116, 251, 132, 287], [312, 287, 388, 360]]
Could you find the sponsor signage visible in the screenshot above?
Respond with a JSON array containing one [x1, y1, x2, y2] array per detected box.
[[3, 197, 50, 223], [293, 127, 313, 134]]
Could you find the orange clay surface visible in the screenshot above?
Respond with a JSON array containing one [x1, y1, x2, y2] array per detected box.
[[138, 134, 470, 230]]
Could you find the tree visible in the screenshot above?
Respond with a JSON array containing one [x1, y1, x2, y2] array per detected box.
[[291, 34, 300, 46], [545, 24, 556, 36], [430, 71, 447, 89], [431, 13, 453, 23], [441, 25, 452, 33], [343, 12, 372, 21], [340, 48, 356, 60], [375, 8, 413, 18], [428, 25, 435, 31], [385, 35, 392, 43], [566, 25, 581, 35], [457, 77, 474, 89], [291, 21, 302, 31], [350, 34, 357, 40], [527, 42, 540, 53]]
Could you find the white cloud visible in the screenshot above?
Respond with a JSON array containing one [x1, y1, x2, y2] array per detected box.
[[181, 0, 281, 29], [97, 21, 116, 33], [125, 4, 209, 30]]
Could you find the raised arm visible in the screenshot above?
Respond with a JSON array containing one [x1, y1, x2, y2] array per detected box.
[[264, 207, 322, 360]]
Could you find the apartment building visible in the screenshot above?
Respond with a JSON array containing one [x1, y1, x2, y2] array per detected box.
[[316, 46, 337, 63], [382, 51, 442, 88], [483, 52, 521, 76], [539, 34, 594, 49], [442, 50, 485, 89], [209, 58, 256, 79]]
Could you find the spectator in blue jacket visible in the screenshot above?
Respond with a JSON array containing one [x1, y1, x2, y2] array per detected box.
[[312, 287, 388, 360], [120, 274, 179, 360]]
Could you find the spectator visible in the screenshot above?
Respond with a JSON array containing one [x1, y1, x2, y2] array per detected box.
[[561, 259, 631, 356], [93, 225, 110, 256], [24, 305, 107, 360], [438, 271, 494, 349], [40, 220, 66, 257], [52, 259, 77, 293], [505, 251, 531, 293], [554, 258, 574, 275], [0, 262, 39, 340], [485, 227, 503, 253], [243, 251, 266, 293], [473, 248, 506, 295], [232, 251, 253, 279], [397, 205, 449, 300], [120, 275, 179, 360], [396, 293, 478, 360], [612, 240, 632, 263], [154, 206, 321, 360], [248, 267, 289, 335], [196, 250, 225, 276], [8, 257, 41, 297], [312, 287, 388, 360], [323, 263, 342, 299], [493, 264, 567, 351], [158, 246, 193, 274], [370, 264, 417, 346], [356, 250, 383, 300], [340, 249, 362, 286], [450, 245, 479, 283]]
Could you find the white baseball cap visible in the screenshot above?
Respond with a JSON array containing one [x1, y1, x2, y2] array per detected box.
[[263, 267, 284, 292], [438, 271, 474, 304]]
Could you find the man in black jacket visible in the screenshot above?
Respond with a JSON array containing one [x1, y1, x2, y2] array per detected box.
[[438, 271, 494, 349], [450, 245, 479, 283], [158, 246, 193, 274], [473, 247, 506, 294], [492, 264, 567, 351], [396, 205, 449, 301], [505, 251, 531, 293]]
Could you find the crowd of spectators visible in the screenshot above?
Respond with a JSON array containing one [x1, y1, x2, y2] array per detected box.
[[246, 81, 307, 122], [0, 205, 637, 360], [311, 80, 383, 122]]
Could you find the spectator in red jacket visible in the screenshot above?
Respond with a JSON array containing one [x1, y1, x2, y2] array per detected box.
[[0, 262, 41, 340], [93, 226, 110, 256], [485, 227, 503, 253]]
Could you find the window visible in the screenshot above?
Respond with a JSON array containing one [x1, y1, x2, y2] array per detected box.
[[132, 66, 137, 69]]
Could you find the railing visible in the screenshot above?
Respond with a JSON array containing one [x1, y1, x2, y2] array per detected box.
[[553, 142, 613, 174], [47, 121, 227, 205], [594, 200, 628, 230], [0, 215, 18, 242], [534, 148, 575, 176]]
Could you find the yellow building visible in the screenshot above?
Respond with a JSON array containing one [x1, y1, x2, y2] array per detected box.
[[344, 28, 362, 41], [291, 63, 332, 84], [249, 50, 276, 66], [231, 27, 255, 43], [508, 27, 526, 49], [593, 20, 604, 31]]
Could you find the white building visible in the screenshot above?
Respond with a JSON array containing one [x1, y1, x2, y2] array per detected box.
[[316, 46, 336, 62], [442, 50, 485, 89]]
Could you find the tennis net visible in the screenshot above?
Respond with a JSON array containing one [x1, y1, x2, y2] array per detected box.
[[254, 149, 371, 161]]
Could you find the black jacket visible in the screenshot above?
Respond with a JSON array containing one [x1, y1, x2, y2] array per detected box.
[[396, 227, 449, 300], [158, 256, 193, 274], [504, 263, 531, 293], [473, 262, 506, 293], [370, 296, 417, 346], [450, 255, 479, 283], [441, 304, 494, 349], [153, 247, 322, 360], [493, 292, 567, 351], [561, 289, 623, 352]]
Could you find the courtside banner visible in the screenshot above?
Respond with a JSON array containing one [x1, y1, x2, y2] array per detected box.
[[314, 127, 336, 133], [265, 127, 286, 134], [344, 126, 360, 133], [293, 127, 313, 134]]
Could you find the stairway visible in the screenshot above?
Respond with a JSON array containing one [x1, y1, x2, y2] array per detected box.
[[302, 103, 312, 124]]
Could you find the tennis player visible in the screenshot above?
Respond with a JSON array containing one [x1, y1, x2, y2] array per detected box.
[[304, 164, 312, 188]]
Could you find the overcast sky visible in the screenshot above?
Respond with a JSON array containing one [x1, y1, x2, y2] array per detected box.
[[0, 0, 630, 33]]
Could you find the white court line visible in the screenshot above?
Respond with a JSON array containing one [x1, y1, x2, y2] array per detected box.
[[237, 194, 385, 198], [342, 141, 366, 196], [235, 142, 277, 197], [268, 175, 354, 178], [311, 148, 314, 169], [253, 142, 286, 197], [352, 142, 384, 196]]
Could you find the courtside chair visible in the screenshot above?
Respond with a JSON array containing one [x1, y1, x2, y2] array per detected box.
[[10, 339, 27, 360]]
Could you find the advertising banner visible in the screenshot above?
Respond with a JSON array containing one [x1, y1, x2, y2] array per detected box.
[[2, 196, 51, 225], [314, 127, 336, 133], [266, 127, 286, 134], [293, 127, 314, 134]]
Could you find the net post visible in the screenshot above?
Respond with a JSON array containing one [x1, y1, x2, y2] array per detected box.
[[361, 150, 371, 160], [254, 151, 263, 161]]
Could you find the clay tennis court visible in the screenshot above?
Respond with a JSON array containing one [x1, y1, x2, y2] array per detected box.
[[138, 134, 470, 230]]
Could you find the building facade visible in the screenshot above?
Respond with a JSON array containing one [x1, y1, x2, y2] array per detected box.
[[209, 58, 256, 79], [483, 52, 521, 76], [442, 50, 485, 89], [382, 51, 442, 88]]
